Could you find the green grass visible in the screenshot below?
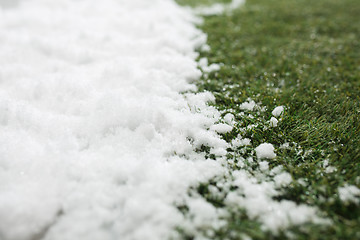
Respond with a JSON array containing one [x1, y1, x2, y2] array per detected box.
[[176, 0, 360, 239]]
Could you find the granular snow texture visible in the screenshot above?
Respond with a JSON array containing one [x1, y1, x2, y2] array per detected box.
[[0, 1, 228, 240]]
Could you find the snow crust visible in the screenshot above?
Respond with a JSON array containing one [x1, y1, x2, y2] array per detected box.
[[0, 1, 227, 239]]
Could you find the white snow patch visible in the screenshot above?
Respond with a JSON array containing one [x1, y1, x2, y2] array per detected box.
[[272, 106, 285, 117], [338, 185, 360, 204], [269, 117, 278, 127], [201, 44, 211, 52], [210, 123, 233, 134], [255, 143, 277, 159], [186, 198, 223, 229], [232, 137, 251, 148], [270, 166, 284, 176], [259, 161, 269, 172], [225, 170, 326, 233], [223, 113, 235, 125], [280, 142, 290, 149], [210, 147, 228, 157], [240, 98, 257, 111], [325, 166, 337, 173], [198, 57, 221, 73], [194, 0, 245, 16], [0, 1, 226, 240], [274, 172, 293, 188]]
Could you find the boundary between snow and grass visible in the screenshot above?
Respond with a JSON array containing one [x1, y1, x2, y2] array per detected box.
[[173, 1, 334, 239], [0, 1, 235, 240], [179, 0, 360, 239]]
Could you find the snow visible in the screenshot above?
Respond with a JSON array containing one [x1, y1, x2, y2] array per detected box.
[[0, 1, 226, 240], [259, 161, 269, 172], [232, 137, 251, 148], [324, 166, 337, 173], [274, 172, 293, 188], [210, 123, 233, 134], [338, 185, 360, 204], [0, 0, 329, 238], [269, 117, 278, 127], [255, 143, 277, 159], [194, 0, 245, 16], [223, 113, 235, 125], [272, 106, 285, 117], [239, 98, 257, 111], [280, 142, 290, 149], [198, 57, 221, 73], [322, 159, 337, 173], [225, 170, 326, 233]]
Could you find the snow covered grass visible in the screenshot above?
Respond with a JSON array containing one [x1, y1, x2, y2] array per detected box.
[[1, 0, 359, 239], [178, 0, 360, 239]]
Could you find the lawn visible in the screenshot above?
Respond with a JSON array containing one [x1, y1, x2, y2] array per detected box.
[[177, 0, 360, 239]]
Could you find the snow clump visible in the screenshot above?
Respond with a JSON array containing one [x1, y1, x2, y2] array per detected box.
[[274, 172, 293, 188], [210, 123, 233, 134], [338, 185, 360, 204], [272, 106, 285, 117], [224, 170, 326, 233], [255, 143, 277, 159], [232, 137, 251, 148], [240, 98, 257, 111], [223, 113, 235, 125], [269, 117, 279, 127], [259, 161, 269, 171]]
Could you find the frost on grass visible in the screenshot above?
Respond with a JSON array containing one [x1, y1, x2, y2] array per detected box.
[[0, 1, 228, 240]]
